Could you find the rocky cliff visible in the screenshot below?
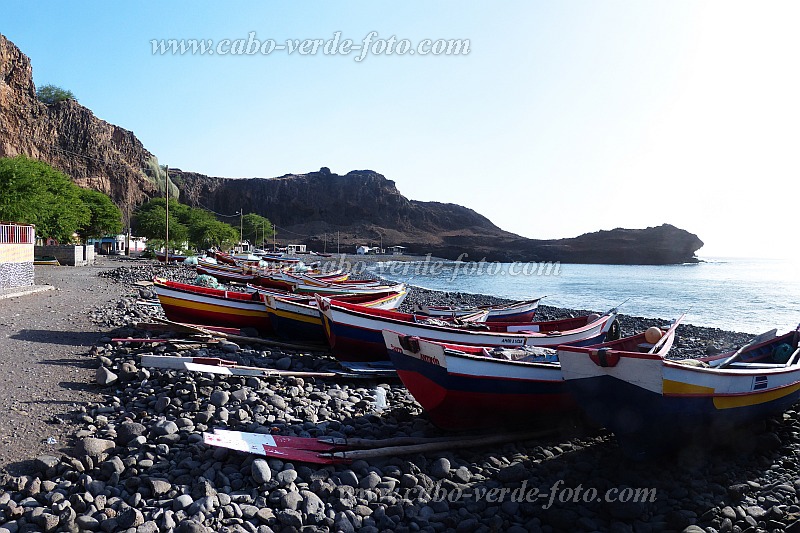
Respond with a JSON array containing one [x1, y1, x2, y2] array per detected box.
[[0, 34, 164, 209], [1, 33, 703, 264]]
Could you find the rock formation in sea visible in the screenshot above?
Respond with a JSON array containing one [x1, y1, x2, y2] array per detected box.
[[0, 33, 703, 264]]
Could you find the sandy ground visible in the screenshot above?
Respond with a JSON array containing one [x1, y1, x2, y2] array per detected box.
[[0, 258, 124, 476]]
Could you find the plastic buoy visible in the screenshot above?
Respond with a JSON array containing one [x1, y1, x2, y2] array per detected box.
[[645, 327, 663, 344]]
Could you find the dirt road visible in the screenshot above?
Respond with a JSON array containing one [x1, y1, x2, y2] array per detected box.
[[0, 258, 125, 475]]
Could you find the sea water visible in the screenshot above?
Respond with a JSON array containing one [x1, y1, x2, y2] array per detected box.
[[366, 257, 800, 335]]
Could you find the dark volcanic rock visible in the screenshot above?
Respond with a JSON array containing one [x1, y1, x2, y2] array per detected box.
[[0, 34, 164, 205]]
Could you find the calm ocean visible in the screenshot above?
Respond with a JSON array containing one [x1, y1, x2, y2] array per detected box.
[[366, 257, 800, 335]]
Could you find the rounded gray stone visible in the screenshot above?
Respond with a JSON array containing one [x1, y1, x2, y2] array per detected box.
[[252, 459, 272, 483], [430, 458, 451, 479], [173, 494, 194, 511], [210, 390, 230, 407]]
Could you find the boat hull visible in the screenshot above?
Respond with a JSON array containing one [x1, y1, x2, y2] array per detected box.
[[416, 298, 542, 323], [268, 290, 408, 344], [154, 282, 272, 334], [385, 333, 574, 430], [319, 296, 617, 362], [558, 328, 800, 457]]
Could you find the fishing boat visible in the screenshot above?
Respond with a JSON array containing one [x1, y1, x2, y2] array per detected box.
[[260, 253, 303, 265], [265, 290, 408, 343], [317, 295, 620, 362], [255, 270, 351, 291], [197, 258, 247, 272], [413, 297, 544, 323], [155, 251, 188, 263], [383, 330, 574, 430], [196, 262, 260, 283], [33, 256, 60, 266], [293, 280, 406, 297], [210, 250, 238, 265], [153, 278, 272, 334], [557, 320, 800, 457]]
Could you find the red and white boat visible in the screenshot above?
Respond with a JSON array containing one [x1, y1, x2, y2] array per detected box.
[[153, 278, 272, 334], [383, 321, 677, 431], [413, 297, 544, 323], [155, 251, 188, 263], [317, 295, 620, 362], [383, 330, 571, 430], [196, 263, 259, 283], [557, 318, 800, 457], [265, 289, 408, 343]]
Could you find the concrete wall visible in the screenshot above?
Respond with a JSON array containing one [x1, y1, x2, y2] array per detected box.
[[34, 245, 94, 266]]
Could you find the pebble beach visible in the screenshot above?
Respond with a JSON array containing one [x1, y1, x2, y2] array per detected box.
[[0, 258, 798, 533]]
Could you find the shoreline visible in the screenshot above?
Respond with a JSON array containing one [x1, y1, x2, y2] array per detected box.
[[0, 258, 794, 532]]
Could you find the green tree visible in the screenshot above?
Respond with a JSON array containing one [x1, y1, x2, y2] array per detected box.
[[133, 199, 189, 251], [242, 213, 274, 246], [36, 84, 77, 104], [133, 198, 239, 251], [0, 155, 90, 242], [77, 189, 122, 241], [190, 217, 239, 249]]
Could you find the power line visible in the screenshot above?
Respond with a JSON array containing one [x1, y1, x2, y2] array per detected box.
[[196, 202, 240, 218], [48, 145, 123, 166], [272, 224, 316, 238]]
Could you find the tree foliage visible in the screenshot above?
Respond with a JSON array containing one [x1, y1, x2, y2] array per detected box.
[[133, 198, 240, 251], [77, 189, 123, 240], [242, 213, 274, 246], [36, 84, 77, 104], [0, 155, 104, 242]]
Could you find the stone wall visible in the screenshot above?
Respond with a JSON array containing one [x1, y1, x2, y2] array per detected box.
[[0, 242, 34, 289], [34, 245, 94, 266]]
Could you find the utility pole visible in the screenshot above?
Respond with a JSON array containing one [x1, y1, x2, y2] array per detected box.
[[164, 165, 169, 263], [125, 197, 131, 256], [239, 208, 243, 249], [337, 231, 340, 255]]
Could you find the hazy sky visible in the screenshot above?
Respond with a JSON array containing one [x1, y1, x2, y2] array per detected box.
[[3, 1, 799, 258]]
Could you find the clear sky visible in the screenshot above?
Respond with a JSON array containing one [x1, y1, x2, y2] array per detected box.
[[3, 1, 799, 258]]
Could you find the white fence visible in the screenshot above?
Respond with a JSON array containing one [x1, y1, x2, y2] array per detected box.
[[0, 223, 35, 244]]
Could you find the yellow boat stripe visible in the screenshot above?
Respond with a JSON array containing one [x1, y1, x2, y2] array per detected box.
[[713, 383, 800, 409], [268, 308, 322, 325], [159, 295, 266, 318], [663, 380, 715, 395]]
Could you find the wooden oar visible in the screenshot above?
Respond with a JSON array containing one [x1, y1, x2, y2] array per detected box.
[[716, 329, 778, 368], [204, 428, 560, 464], [321, 428, 558, 462], [140, 355, 379, 380], [152, 317, 328, 352]]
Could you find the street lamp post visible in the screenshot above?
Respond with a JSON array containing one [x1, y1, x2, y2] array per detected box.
[[164, 165, 169, 263]]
